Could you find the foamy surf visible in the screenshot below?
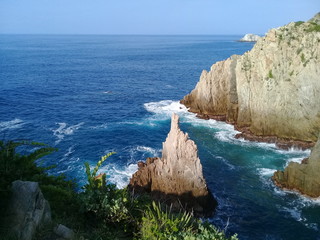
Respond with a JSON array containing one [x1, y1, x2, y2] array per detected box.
[[258, 168, 276, 176], [97, 163, 138, 189], [53, 122, 84, 144], [0, 118, 25, 132], [144, 100, 311, 156]]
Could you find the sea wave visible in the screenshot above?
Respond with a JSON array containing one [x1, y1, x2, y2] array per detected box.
[[258, 168, 276, 176], [144, 100, 310, 156], [52, 122, 84, 144], [0, 118, 25, 132], [97, 163, 138, 189]]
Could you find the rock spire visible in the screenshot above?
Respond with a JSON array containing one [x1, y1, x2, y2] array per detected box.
[[129, 114, 216, 216]]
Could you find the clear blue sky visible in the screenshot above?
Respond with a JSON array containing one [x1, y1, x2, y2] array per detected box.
[[0, 0, 318, 35]]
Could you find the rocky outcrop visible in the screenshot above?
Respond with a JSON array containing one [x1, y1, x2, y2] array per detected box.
[[129, 114, 216, 216], [239, 33, 261, 42], [273, 136, 320, 197], [8, 180, 52, 240], [181, 13, 320, 148]]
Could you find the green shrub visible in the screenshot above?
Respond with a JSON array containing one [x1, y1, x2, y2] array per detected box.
[[268, 70, 274, 79], [139, 201, 194, 240], [294, 21, 304, 27], [301, 53, 306, 62], [305, 23, 320, 32], [138, 201, 237, 240]]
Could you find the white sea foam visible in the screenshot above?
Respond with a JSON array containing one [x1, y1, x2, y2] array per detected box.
[[89, 123, 108, 129], [258, 168, 276, 176], [53, 122, 84, 144], [144, 100, 188, 117], [0, 118, 25, 132], [284, 157, 304, 167], [136, 145, 160, 156], [98, 163, 138, 189], [143, 100, 310, 156], [280, 206, 319, 230]]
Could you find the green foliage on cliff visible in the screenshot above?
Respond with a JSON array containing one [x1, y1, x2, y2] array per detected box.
[[268, 70, 274, 79], [305, 22, 320, 32], [294, 21, 304, 27]]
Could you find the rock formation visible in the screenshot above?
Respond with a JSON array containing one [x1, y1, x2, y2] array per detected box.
[[239, 33, 261, 42], [273, 136, 320, 197], [181, 13, 320, 149], [8, 181, 52, 240], [129, 114, 216, 216]]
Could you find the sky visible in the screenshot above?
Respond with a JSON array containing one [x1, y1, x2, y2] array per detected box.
[[0, 0, 319, 35]]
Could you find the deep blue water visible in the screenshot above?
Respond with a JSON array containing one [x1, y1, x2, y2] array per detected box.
[[1, 35, 319, 240]]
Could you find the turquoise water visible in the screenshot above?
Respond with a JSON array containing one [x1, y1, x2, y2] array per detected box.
[[0, 35, 319, 240]]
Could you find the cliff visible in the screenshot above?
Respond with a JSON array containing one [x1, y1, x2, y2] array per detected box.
[[128, 114, 216, 216], [273, 136, 320, 197], [181, 13, 320, 148], [239, 34, 261, 42]]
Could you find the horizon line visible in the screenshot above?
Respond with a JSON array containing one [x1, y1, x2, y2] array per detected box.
[[0, 33, 264, 36]]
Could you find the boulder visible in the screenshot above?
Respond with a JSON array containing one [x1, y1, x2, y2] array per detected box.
[[54, 224, 75, 239], [8, 180, 52, 240], [129, 114, 217, 216]]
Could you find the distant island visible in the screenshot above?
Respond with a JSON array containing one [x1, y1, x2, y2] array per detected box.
[[238, 33, 261, 42]]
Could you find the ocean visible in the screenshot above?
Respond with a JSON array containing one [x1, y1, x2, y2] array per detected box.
[[0, 34, 319, 240]]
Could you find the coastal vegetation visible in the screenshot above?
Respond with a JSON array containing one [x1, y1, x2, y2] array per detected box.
[[0, 140, 237, 240]]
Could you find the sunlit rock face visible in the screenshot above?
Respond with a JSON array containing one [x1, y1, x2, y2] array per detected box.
[[181, 13, 320, 149], [129, 113, 216, 216]]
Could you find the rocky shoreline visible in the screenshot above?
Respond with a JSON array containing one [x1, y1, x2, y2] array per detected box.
[[185, 110, 316, 150]]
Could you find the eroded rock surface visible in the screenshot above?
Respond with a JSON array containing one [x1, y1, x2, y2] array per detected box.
[[129, 114, 216, 216], [273, 136, 320, 197], [181, 13, 320, 148]]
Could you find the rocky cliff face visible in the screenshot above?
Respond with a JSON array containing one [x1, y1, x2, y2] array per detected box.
[[182, 13, 320, 148], [273, 136, 320, 197], [129, 114, 216, 216]]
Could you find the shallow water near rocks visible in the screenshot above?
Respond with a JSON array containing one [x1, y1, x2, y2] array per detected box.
[[1, 35, 319, 240]]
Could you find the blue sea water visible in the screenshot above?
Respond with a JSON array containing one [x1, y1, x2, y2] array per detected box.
[[0, 34, 319, 240]]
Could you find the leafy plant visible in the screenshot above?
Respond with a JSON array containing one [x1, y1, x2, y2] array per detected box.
[[139, 201, 194, 240], [138, 201, 237, 240], [268, 70, 274, 79], [81, 152, 137, 228], [83, 152, 116, 191]]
